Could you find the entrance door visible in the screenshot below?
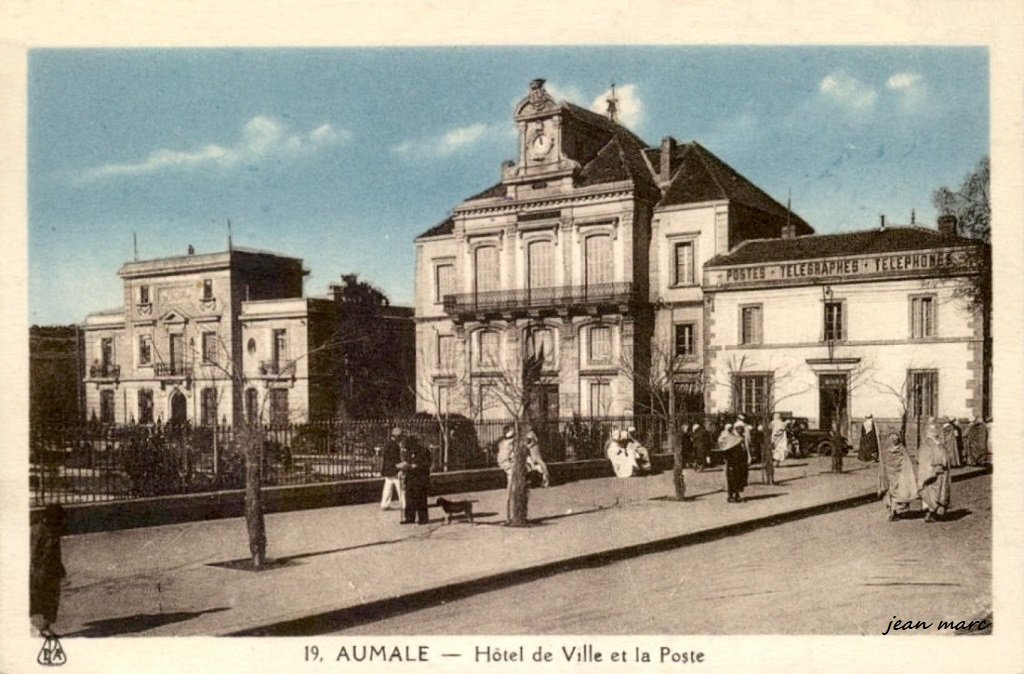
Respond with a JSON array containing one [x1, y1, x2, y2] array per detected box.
[[170, 391, 187, 425], [528, 383, 560, 458], [819, 374, 848, 434]]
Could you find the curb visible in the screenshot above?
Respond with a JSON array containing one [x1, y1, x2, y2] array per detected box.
[[224, 466, 990, 636]]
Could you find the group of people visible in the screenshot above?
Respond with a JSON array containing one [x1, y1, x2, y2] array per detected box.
[[877, 417, 964, 523], [605, 426, 654, 478], [379, 427, 432, 525]]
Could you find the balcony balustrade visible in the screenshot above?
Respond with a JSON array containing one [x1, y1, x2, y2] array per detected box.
[[154, 363, 192, 378], [443, 282, 636, 320], [260, 359, 296, 376], [88, 363, 121, 379]]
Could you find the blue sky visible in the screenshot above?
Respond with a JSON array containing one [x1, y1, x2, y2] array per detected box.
[[29, 47, 988, 325]]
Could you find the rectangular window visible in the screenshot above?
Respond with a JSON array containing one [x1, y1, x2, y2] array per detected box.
[[272, 329, 288, 365], [202, 331, 217, 363], [589, 326, 612, 363], [733, 374, 771, 416], [673, 241, 694, 286], [908, 370, 939, 417], [824, 301, 844, 342], [435, 263, 455, 303], [201, 388, 218, 426], [589, 381, 611, 415], [476, 382, 500, 419], [269, 389, 289, 425], [527, 240, 554, 290], [474, 247, 500, 294], [478, 331, 499, 368], [138, 389, 154, 425], [740, 305, 762, 345], [169, 333, 184, 371], [674, 323, 696, 357], [99, 390, 115, 424], [138, 335, 152, 366], [100, 337, 114, 367], [139, 285, 150, 304], [202, 279, 214, 301], [584, 235, 613, 287], [436, 384, 451, 416], [437, 334, 455, 368], [910, 296, 936, 339]]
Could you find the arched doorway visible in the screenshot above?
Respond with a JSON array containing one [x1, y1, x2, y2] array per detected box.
[[170, 391, 187, 425]]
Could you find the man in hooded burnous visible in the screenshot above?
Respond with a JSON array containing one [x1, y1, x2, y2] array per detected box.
[[918, 418, 951, 523], [877, 431, 917, 521]]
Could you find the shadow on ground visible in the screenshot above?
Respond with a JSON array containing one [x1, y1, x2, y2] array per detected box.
[[65, 607, 229, 637]]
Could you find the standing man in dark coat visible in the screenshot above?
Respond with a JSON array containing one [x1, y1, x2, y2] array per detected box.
[[31, 504, 67, 635], [691, 422, 709, 471], [400, 436, 432, 525]]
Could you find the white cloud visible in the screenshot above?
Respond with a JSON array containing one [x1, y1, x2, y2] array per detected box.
[[545, 82, 584, 105], [590, 83, 642, 128], [392, 122, 495, 158], [886, 71, 928, 111], [819, 72, 877, 110], [80, 116, 349, 182], [886, 72, 923, 91]]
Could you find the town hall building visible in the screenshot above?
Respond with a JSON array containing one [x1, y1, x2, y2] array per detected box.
[[413, 79, 987, 439]]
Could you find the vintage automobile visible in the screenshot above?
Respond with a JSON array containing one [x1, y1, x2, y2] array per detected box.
[[787, 417, 852, 457]]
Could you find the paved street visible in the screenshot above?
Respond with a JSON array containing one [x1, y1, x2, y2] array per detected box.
[[337, 474, 991, 635]]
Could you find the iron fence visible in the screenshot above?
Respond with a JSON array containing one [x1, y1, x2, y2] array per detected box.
[[29, 414, 709, 506]]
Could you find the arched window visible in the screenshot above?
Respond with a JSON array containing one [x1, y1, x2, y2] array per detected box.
[[526, 326, 555, 367]]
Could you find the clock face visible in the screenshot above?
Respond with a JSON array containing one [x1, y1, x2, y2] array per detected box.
[[529, 132, 553, 159]]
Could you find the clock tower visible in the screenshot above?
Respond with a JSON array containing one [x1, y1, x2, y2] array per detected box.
[[503, 79, 577, 188]]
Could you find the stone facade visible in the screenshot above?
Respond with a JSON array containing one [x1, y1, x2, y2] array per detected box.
[[703, 229, 986, 436], [80, 249, 415, 425], [414, 80, 813, 421]]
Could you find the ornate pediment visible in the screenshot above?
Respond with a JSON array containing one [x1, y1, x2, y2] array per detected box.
[[515, 79, 558, 119], [159, 309, 190, 326]]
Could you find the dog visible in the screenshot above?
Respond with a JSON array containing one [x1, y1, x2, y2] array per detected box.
[[435, 497, 474, 525]]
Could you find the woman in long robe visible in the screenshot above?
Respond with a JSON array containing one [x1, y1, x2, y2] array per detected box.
[[964, 417, 989, 466], [918, 419, 951, 523], [877, 431, 917, 521], [770, 413, 789, 465], [715, 423, 748, 503]]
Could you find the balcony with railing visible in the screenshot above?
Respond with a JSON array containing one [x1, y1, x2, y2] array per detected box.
[[443, 282, 637, 321], [154, 363, 193, 379], [259, 359, 296, 377], [88, 363, 121, 379]]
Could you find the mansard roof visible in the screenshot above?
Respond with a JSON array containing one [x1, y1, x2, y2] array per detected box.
[[706, 226, 980, 267], [657, 142, 812, 232]]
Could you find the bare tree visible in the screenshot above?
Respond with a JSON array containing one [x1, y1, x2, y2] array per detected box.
[[411, 333, 473, 471], [714, 354, 812, 485], [619, 342, 702, 499]]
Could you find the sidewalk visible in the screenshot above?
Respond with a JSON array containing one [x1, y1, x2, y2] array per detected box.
[[51, 458, 988, 637]]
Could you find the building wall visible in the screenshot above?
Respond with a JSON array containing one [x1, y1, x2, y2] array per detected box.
[[705, 276, 982, 429]]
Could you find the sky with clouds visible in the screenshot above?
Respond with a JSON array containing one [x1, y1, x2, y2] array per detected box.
[[29, 47, 988, 325]]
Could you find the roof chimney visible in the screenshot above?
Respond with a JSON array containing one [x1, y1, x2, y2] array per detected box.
[[937, 213, 958, 237], [879, 214, 885, 231], [780, 223, 797, 239], [660, 136, 677, 183]]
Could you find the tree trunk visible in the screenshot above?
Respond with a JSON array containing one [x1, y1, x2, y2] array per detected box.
[[831, 428, 844, 474], [507, 421, 529, 526], [672, 452, 686, 501], [762, 413, 775, 485], [241, 425, 267, 568]]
